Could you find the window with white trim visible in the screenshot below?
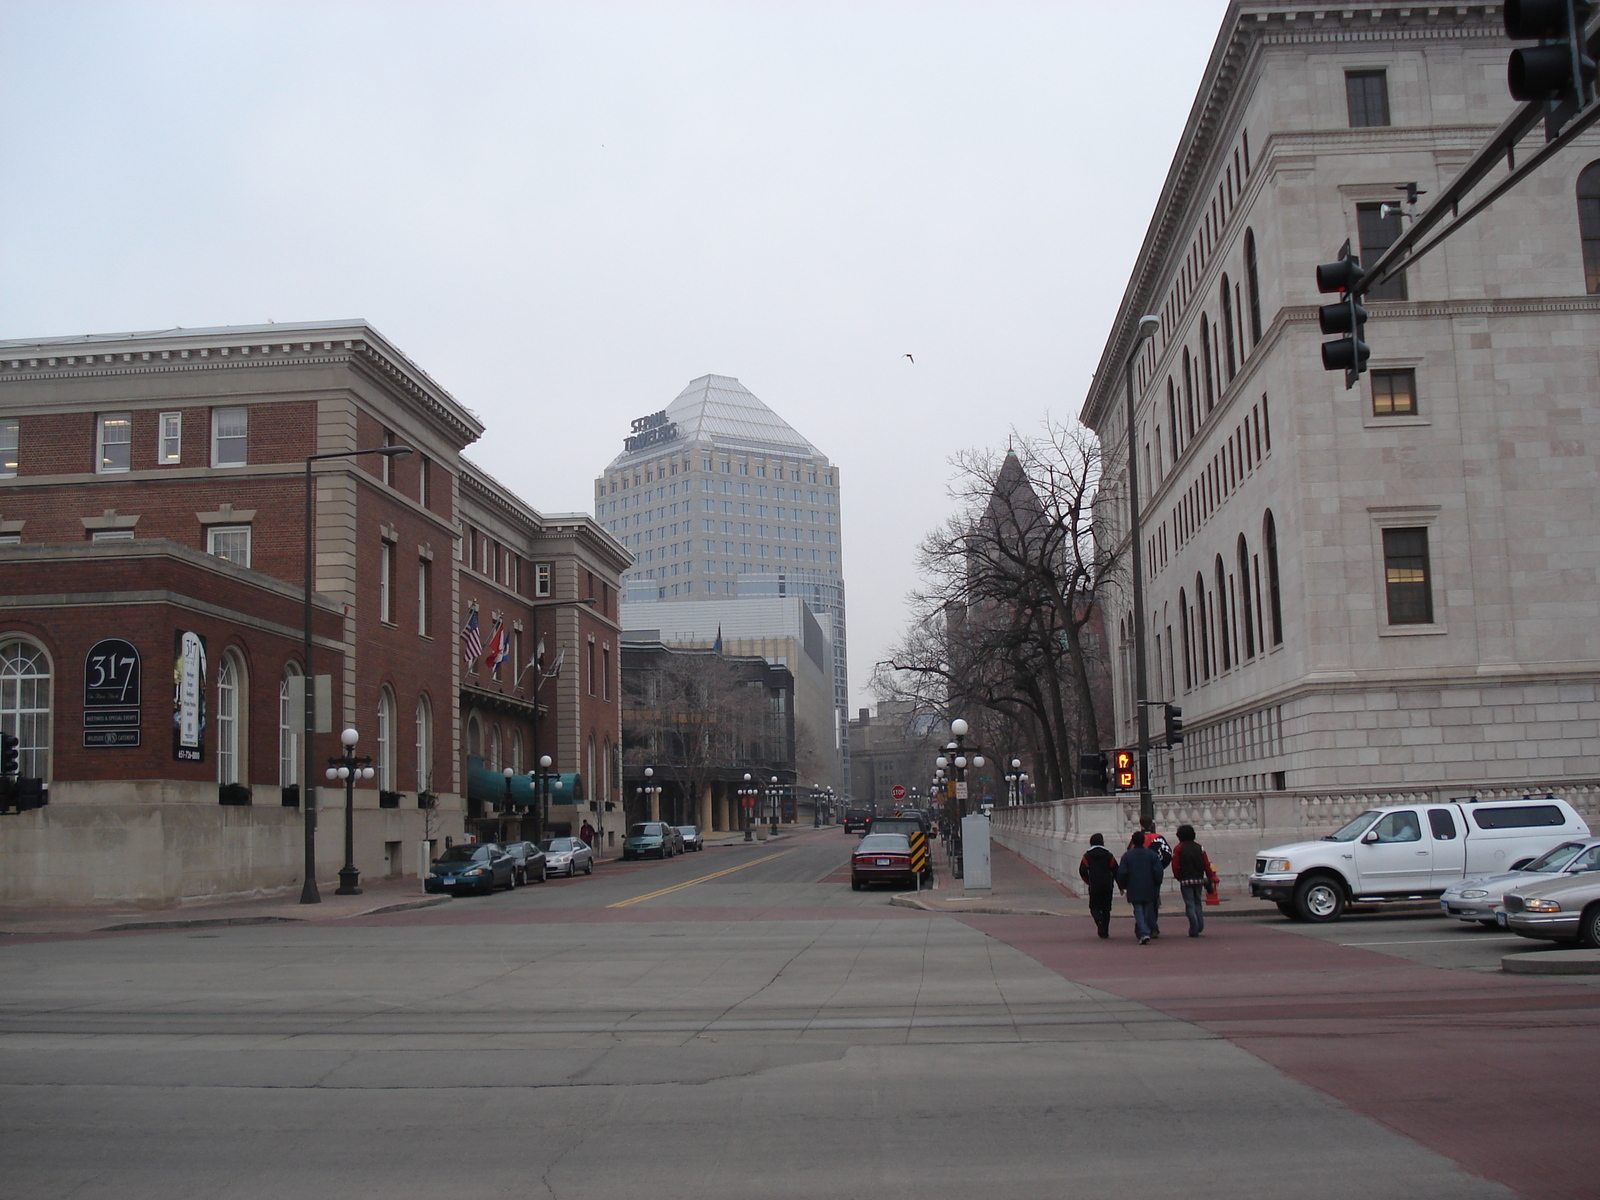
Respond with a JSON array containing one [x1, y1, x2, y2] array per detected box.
[[0, 418, 17, 478], [98, 413, 132, 473], [211, 407, 248, 467], [208, 525, 251, 567], [158, 412, 182, 464]]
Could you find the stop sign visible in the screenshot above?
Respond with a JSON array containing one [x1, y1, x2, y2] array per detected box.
[[891, 785, 906, 801]]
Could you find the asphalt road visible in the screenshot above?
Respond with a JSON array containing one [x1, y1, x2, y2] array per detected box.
[[1, 828, 1589, 1199]]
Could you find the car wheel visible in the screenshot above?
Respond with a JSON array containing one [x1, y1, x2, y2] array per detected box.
[[1478, 919, 1500, 929], [584, 859, 593, 875], [537, 865, 547, 883], [513, 868, 525, 887], [1294, 876, 1345, 923], [1578, 904, 1600, 949], [1276, 901, 1301, 920], [851, 879, 863, 891]]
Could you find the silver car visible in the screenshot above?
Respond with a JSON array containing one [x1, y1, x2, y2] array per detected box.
[[540, 836, 594, 878], [1501, 842, 1600, 946], [1439, 838, 1597, 925], [675, 825, 704, 852]]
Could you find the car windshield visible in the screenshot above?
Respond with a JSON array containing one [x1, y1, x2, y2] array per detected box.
[[858, 834, 909, 853], [628, 824, 662, 838], [540, 839, 577, 853], [1522, 842, 1588, 872], [676, 826, 697, 835], [436, 845, 488, 863], [1323, 811, 1382, 841]]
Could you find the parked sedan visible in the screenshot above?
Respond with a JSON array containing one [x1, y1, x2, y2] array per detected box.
[[425, 843, 516, 895], [851, 832, 916, 891], [1502, 841, 1600, 946], [540, 837, 594, 877], [1440, 838, 1596, 924], [675, 825, 704, 852], [501, 840, 548, 886], [622, 822, 682, 860]]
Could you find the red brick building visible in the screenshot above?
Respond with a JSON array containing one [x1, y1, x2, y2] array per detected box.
[[0, 321, 628, 905]]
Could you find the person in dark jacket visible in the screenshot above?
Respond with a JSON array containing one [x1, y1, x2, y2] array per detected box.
[[1077, 833, 1119, 939], [1172, 823, 1219, 937], [1116, 832, 1164, 944]]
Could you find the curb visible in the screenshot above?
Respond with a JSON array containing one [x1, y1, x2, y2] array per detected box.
[[1502, 948, 1600, 975], [358, 896, 452, 917], [96, 915, 304, 932], [889, 894, 1069, 917]]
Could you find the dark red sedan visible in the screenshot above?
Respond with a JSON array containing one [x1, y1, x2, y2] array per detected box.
[[851, 833, 916, 890]]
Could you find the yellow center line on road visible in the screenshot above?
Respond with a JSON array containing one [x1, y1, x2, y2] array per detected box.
[[605, 849, 799, 908]]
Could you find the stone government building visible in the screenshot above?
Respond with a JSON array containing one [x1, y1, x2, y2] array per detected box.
[[995, 2, 1600, 881], [0, 321, 629, 906]]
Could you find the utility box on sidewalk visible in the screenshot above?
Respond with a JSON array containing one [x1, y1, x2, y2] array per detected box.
[[961, 814, 991, 893]]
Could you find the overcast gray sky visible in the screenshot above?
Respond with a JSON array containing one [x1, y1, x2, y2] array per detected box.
[[0, 0, 1226, 708]]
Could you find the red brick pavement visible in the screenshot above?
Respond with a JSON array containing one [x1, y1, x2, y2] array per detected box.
[[963, 912, 1600, 1200]]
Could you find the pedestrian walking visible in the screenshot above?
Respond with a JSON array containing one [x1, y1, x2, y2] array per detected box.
[[1173, 824, 1220, 937], [1077, 833, 1119, 939], [1136, 818, 1172, 933], [1116, 832, 1164, 944], [580, 819, 596, 848]]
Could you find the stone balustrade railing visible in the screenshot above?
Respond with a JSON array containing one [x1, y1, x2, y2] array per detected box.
[[988, 780, 1600, 893]]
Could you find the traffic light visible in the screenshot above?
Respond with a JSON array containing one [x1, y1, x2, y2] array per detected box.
[[1317, 245, 1368, 388], [1077, 751, 1108, 792], [1164, 705, 1185, 746], [1112, 749, 1137, 792], [1505, 0, 1595, 124], [0, 731, 18, 776]]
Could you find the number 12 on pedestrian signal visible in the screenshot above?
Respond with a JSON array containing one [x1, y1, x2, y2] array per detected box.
[[1112, 750, 1137, 792]]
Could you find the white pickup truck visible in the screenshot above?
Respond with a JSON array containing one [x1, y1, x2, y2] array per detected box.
[[1249, 796, 1590, 922]]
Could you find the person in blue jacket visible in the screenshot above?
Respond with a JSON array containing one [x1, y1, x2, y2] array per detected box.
[[1116, 831, 1165, 944]]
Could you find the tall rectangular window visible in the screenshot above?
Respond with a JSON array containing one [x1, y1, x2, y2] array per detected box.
[[379, 541, 394, 623], [418, 557, 432, 636], [0, 418, 17, 477], [207, 525, 251, 566], [1345, 70, 1390, 127], [419, 455, 431, 509], [158, 412, 182, 464], [1382, 527, 1433, 625], [1371, 368, 1417, 416], [211, 407, 248, 467], [381, 429, 394, 485], [1357, 202, 1407, 300], [535, 563, 552, 596], [97, 413, 132, 473]]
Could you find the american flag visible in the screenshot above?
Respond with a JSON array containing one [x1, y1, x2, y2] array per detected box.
[[460, 609, 482, 664]]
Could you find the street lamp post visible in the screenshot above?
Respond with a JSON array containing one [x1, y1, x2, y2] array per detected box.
[[636, 766, 662, 822], [740, 772, 756, 842], [325, 727, 374, 896], [299, 440, 411, 905], [534, 755, 562, 843], [502, 766, 516, 836], [769, 775, 780, 833], [1123, 313, 1162, 827]]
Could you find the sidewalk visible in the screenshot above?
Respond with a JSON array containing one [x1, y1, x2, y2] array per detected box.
[[892, 841, 1438, 920], [0, 876, 450, 938]]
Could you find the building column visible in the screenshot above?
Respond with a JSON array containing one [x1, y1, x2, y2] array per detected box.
[[649, 789, 660, 821], [699, 783, 713, 832]]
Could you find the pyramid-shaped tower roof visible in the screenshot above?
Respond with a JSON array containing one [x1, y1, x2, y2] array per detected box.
[[606, 375, 824, 470]]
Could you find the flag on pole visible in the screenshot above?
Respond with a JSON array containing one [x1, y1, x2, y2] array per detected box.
[[460, 608, 482, 664], [712, 624, 723, 655], [483, 620, 507, 671]]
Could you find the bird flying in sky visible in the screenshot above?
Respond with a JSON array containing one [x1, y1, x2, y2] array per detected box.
[[903, 354, 914, 363]]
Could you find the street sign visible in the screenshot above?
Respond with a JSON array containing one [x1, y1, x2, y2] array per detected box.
[[891, 784, 906, 801], [955, 781, 969, 800]]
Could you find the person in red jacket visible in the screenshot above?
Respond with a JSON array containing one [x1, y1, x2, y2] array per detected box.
[[1172, 823, 1220, 937], [1077, 833, 1119, 939]]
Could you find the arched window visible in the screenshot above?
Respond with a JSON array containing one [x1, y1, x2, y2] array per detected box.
[[1182, 349, 1196, 436], [1214, 555, 1232, 671], [1220, 277, 1237, 381], [1178, 588, 1193, 690], [603, 737, 613, 807], [467, 713, 482, 762], [415, 694, 433, 794], [1237, 535, 1256, 659], [278, 663, 301, 788], [1579, 161, 1600, 294], [1195, 572, 1211, 681], [1244, 229, 1263, 344], [509, 728, 523, 774], [487, 724, 501, 772], [1200, 318, 1216, 411], [0, 638, 51, 780], [216, 650, 246, 786], [1264, 510, 1284, 646], [375, 687, 395, 792], [1166, 379, 1179, 460], [587, 735, 597, 807]]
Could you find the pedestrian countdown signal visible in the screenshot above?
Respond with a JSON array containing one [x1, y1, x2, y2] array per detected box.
[[1112, 749, 1137, 792]]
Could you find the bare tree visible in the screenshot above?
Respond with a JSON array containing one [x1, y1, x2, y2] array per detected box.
[[874, 419, 1117, 801]]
